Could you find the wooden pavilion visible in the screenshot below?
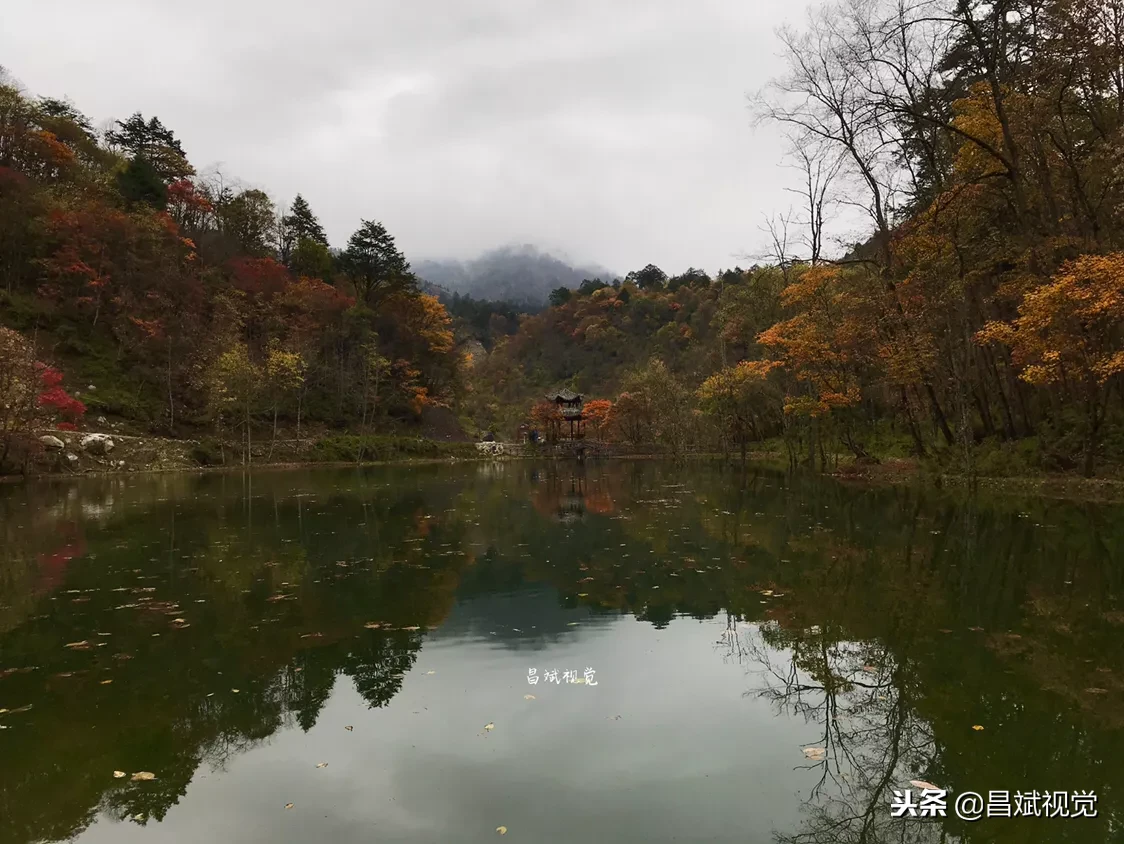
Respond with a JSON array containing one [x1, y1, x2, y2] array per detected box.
[[546, 389, 585, 440]]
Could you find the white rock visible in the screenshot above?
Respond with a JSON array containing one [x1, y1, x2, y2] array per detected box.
[[97, 416, 108, 425], [65, 452, 79, 465], [39, 435, 65, 450], [80, 433, 115, 455], [117, 460, 126, 468], [86, 384, 96, 391]]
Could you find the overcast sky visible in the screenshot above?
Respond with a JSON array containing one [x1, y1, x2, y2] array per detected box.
[[3, 0, 818, 276]]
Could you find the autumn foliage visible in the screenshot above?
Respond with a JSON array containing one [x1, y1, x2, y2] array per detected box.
[[0, 81, 466, 463]]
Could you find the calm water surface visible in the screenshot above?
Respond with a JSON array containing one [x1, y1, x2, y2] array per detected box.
[[1, 462, 1122, 843]]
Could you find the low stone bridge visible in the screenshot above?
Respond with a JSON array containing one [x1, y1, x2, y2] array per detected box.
[[475, 440, 615, 460]]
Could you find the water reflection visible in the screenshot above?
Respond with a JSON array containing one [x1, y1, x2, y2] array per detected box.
[[0, 463, 1122, 843]]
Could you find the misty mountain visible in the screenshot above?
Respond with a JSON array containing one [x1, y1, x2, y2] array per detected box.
[[414, 245, 616, 307]]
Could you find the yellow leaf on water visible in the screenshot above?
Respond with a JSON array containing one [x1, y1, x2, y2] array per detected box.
[[971, 725, 985, 731], [284, 803, 294, 810], [231, 689, 240, 693], [425, 670, 435, 675], [131, 772, 156, 781], [100, 679, 113, 685], [402, 626, 421, 632], [802, 747, 826, 760], [910, 780, 940, 790], [496, 826, 507, 835], [113, 771, 126, 778], [484, 722, 495, 731], [524, 694, 536, 700], [363, 622, 383, 629], [315, 762, 328, 768]]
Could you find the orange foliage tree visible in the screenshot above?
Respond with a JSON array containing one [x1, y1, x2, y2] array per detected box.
[[583, 398, 613, 441], [530, 400, 563, 443]]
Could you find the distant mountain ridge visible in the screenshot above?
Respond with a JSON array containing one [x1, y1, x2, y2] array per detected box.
[[414, 245, 616, 307]]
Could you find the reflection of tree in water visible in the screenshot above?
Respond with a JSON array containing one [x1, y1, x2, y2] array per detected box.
[[343, 632, 423, 708], [745, 622, 941, 844]]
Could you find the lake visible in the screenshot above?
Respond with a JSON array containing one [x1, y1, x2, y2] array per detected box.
[[1, 461, 1122, 843]]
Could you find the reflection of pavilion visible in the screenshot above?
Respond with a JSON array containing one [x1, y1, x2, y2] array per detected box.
[[557, 474, 586, 523], [529, 468, 615, 523], [529, 469, 590, 523]]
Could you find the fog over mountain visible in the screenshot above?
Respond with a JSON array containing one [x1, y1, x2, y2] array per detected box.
[[414, 245, 616, 307]]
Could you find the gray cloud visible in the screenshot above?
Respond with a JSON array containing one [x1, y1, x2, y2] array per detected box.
[[2, 0, 815, 276]]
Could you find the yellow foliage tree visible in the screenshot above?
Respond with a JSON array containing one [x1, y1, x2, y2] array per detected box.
[[977, 253, 1124, 476]]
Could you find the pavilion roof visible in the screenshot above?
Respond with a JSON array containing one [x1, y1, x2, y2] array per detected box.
[[546, 388, 582, 402]]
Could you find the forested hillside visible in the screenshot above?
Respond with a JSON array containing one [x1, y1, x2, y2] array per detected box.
[[469, 0, 1124, 478], [4, 0, 1124, 479], [415, 245, 615, 307], [0, 74, 467, 469]]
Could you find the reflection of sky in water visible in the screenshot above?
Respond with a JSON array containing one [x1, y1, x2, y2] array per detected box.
[[75, 608, 810, 844]]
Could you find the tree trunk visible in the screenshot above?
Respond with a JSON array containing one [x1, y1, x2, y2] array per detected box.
[[924, 382, 956, 446], [166, 338, 175, 433], [1083, 394, 1101, 478]]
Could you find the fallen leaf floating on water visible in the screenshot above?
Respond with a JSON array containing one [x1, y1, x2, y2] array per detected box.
[[316, 762, 328, 769], [113, 771, 126, 779], [496, 826, 507, 835], [231, 689, 240, 693], [363, 622, 383, 629], [402, 626, 421, 632], [802, 747, 826, 761], [131, 772, 156, 781], [425, 671, 435, 675], [65, 641, 91, 650], [344, 726, 354, 731], [861, 666, 878, 673], [100, 679, 113, 685], [910, 780, 940, 790], [284, 803, 294, 810], [133, 814, 145, 822], [968, 626, 984, 632], [971, 725, 985, 731], [1084, 687, 1108, 694], [484, 722, 495, 731], [524, 694, 536, 700]]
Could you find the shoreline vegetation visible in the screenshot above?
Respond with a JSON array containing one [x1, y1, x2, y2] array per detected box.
[[11, 428, 1124, 503]]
